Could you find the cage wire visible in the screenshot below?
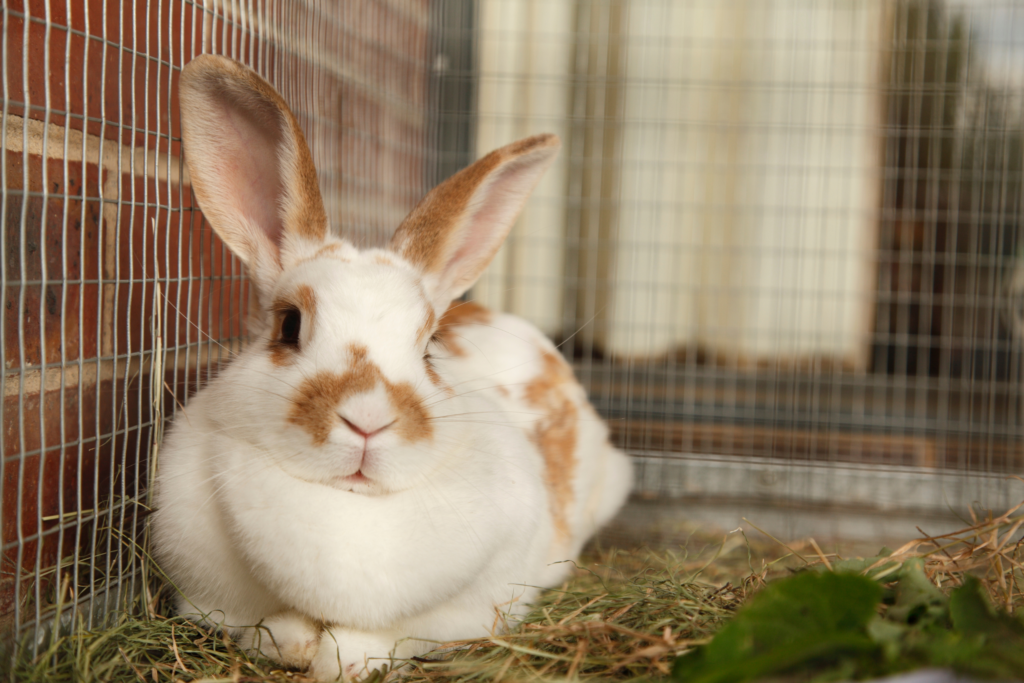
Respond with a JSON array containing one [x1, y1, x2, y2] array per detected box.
[[465, 0, 1024, 537], [2, 0, 1024, 664], [1, 0, 434, 660]]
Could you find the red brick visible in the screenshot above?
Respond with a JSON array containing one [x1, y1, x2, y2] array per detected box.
[[2, 282, 99, 370], [5, 0, 214, 146], [100, 183, 245, 357], [3, 151, 104, 369], [2, 152, 104, 280], [1, 374, 158, 624], [2, 373, 158, 533]]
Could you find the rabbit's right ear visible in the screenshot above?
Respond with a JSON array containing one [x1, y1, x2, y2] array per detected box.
[[389, 134, 560, 310], [179, 55, 327, 293]]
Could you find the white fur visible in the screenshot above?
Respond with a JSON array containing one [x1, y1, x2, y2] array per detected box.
[[152, 249, 631, 678], [156, 55, 632, 681]]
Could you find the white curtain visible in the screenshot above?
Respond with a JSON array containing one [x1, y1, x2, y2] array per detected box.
[[475, 0, 885, 367], [473, 0, 576, 337], [607, 0, 884, 367]]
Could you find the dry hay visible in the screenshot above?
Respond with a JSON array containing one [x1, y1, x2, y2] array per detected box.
[[9, 501, 1022, 683]]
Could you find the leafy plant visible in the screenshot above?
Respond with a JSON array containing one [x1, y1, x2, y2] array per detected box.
[[673, 561, 1024, 683]]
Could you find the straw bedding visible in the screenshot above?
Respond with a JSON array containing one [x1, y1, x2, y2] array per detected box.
[[11, 502, 1022, 683]]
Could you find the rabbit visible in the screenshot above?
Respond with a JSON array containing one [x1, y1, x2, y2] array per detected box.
[[151, 54, 633, 682]]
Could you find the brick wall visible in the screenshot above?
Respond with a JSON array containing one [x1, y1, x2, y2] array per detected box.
[[1, 0, 430, 646]]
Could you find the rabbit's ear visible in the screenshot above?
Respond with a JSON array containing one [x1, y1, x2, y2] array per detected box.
[[179, 55, 327, 292], [389, 134, 560, 308]]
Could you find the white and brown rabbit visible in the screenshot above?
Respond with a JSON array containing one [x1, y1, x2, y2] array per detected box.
[[152, 54, 632, 681]]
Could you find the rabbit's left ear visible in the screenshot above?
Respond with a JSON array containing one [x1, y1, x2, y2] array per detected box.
[[389, 134, 560, 309], [179, 55, 328, 294]]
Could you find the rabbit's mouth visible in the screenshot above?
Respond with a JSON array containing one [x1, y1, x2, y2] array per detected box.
[[344, 470, 369, 484], [329, 470, 375, 493]]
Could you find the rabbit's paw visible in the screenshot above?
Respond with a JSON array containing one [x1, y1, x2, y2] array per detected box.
[[308, 627, 399, 682], [239, 610, 321, 669]]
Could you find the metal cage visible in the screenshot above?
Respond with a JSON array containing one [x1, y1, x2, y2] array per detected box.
[[2, 0, 436, 659], [461, 0, 1024, 534], [3, 0, 1024, 661]]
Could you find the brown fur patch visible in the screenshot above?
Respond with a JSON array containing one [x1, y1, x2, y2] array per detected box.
[[387, 381, 433, 443], [417, 307, 437, 346], [264, 72, 327, 243], [294, 242, 353, 268], [283, 116, 328, 242], [315, 243, 348, 259], [423, 361, 445, 388], [267, 285, 317, 367], [433, 300, 492, 357], [523, 349, 579, 541], [373, 253, 397, 266], [289, 344, 432, 445], [388, 135, 558, 276], [268, 326, 294, 367], [294, 285, 317, 336]]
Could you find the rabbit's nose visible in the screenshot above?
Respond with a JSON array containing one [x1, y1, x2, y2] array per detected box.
[[339, 414, 395, 439], [335, 383, 396, 439]]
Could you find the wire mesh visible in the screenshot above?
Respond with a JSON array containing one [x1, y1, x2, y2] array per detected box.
[[1, 0, 432, 659], [463, 0, 1023, 532], [2, 0, 1024, 662]]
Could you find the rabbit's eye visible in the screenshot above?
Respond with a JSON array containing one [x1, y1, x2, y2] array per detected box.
[[428, 331, 446, 350], [279, 309, 301, 345], [424, 332, 445, 361]]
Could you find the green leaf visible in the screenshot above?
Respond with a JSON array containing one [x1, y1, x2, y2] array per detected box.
[[943, 575, 1024, 675], [673, 572, 882, 683], [949, 575, 1022, 638], [826, 547, 899, 580], [887, 559, 948, 626], [865, 615, 906, 661]]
